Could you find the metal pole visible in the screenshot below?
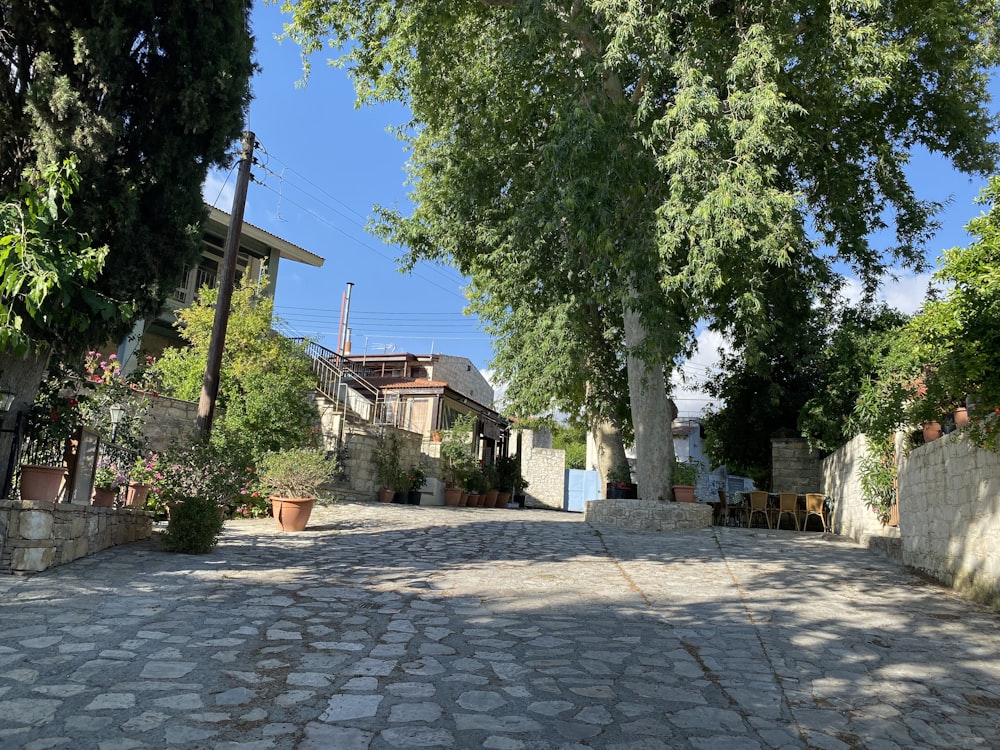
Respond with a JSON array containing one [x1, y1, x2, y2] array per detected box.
[[340, 282, 354, 356], [196, 131, 255, 439]]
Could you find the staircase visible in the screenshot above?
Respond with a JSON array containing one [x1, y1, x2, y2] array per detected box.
[[294, 339, 397, 427]]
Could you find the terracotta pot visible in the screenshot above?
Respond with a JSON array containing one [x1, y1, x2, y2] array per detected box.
[[460, 492, 469, 507], [19, 465, 67, 502], [495, 491, 511, 508], [922, 421, 943, 443], [443, 487, 463, 506], [126, 482, 151, 507], [954, 407, 970, 429], [886, 503, 900, 527], [91, 487, 117, 507], [378, 488, 394, 503], [270, 496, 316, 531], [484, 490, 499, 508], [467, 493, 480, 507], [672, 485, 696, 503]]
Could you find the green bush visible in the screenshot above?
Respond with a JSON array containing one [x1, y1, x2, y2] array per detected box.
[[258, 448, 337, 498], [160, 496, 225, 554]]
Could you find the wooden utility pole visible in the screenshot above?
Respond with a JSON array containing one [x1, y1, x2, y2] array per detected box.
[[195, 131, 255, 439]]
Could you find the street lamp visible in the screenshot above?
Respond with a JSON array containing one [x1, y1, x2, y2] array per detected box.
[[109, 404, 126, 442]]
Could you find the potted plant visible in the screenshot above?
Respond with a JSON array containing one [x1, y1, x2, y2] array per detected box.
[[405, 464, 426, 505], [440, 414, 476, 506], [606, 462, 637, 499], [19, 373, 84, 502], [494, 455, 523, 507], [258, 448, 336, 531], [92, 457, 126, 507], [478, 462, 499, 508], [373, 431, 403, 503], [671, 459, 701, 503]]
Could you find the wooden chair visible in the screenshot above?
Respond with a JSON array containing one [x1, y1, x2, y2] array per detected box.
[[802, 493, 827, 532], [747, 491, 772, 529], [776, 492, 800, 530]]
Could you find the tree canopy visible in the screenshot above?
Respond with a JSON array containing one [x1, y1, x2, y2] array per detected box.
[[281, 0, 1000, 498], [0, 0, 255, 373]]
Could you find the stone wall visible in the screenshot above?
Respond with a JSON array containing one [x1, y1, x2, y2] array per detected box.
[[519, 429, 566, 510], [824, 430, 1000, 607], [137, 393, 200, 452], [585, 498, 712, 531], [771, 437, 824, 493], [897, 432, 1000, 606], [823, 433, 890, 543], [0, 500, 153, 574], [429, 355, 495, 406], [335, 425, 426, 503]]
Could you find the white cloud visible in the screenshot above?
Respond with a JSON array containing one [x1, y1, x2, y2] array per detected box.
[[839, 271, 936, 315]]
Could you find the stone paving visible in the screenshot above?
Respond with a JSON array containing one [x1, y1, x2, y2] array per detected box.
[[1, 500, 999, 749]]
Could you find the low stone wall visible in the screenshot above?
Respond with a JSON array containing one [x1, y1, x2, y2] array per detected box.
[[0, 499, 153, 574], [585, 499, 712, 532]]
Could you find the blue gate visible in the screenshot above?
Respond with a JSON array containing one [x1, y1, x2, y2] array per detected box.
[[564, 469, 601, 512]]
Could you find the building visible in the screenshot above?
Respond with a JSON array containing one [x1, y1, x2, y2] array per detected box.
[[117, 205, 324, 369]]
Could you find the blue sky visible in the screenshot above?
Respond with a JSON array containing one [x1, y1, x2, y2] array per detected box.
[[205, 3, 1000, 416]]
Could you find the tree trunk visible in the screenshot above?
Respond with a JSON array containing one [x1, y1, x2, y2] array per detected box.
[[622, 305, 675, 502], [587, 417, 628, 490], [0, 347, 52, 496]]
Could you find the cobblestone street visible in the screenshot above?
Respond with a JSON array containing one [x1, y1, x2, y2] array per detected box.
[[1, 501, 998, 749]]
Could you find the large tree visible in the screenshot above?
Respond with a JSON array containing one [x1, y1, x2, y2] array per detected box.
[[0, 0, 255, 411], [282, 0, 999, 500]]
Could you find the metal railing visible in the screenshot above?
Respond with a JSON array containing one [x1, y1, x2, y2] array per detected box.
[[292, 339, 398, 427]]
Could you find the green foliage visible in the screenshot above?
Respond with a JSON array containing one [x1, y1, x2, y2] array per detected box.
[[143, 441, 257, 518], [160, 496, 225, 555], [151, 274, 320, 460], [858, 442, 897, 525], [849, 182, 1000, 453], [78, 350, 153, 453], [0, 158, 111, 356], [494, 454, 526, 494], [282, 0, 1000, 495], [258, 448, 337, 498], [551, 420, 587, 470], [606, 462, 633, 486], [799, 303, 909, 452], [672, 460, 701, 487], [405, 464, 427, 492], [373, 431, 405, 490], [1, 1, 254, 354], [464, 465, 489, 494], [439, 412, 477, 488]]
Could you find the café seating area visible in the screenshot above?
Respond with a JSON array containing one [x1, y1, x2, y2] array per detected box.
[[711, 490, 829, 532]]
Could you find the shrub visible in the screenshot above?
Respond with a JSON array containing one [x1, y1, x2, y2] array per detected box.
[[258, 448, 337, 498], [160, 496, 224, 554]]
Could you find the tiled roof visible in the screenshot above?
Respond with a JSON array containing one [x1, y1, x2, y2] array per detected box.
[[366, 377, 449, 389]]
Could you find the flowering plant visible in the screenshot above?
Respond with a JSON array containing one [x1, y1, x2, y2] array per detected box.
[[405, 464, 426, 492], [233, 494, 271, 519], [26, 370, 86, 464], [93, 457, 127, 491]]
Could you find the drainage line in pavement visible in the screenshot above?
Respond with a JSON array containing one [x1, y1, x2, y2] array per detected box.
[[711, 527, 808, 744]]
